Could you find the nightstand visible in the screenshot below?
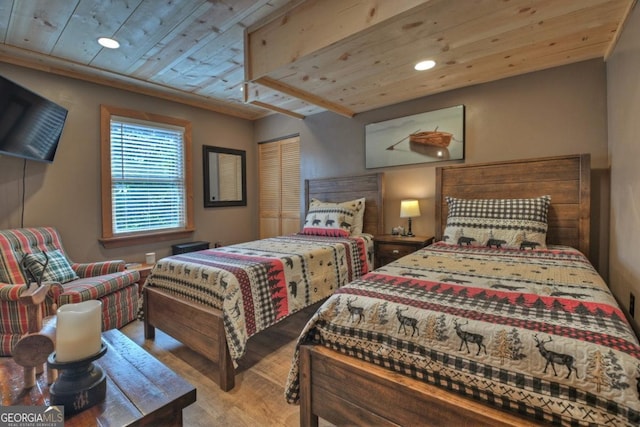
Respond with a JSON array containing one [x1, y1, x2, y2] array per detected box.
[[374, 235, 434, 268]]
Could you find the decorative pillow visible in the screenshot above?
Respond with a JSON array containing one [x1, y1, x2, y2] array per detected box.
[[23, 249, 79, 284], [442, 195, 551, 250], [301, 204, 356, 237], [309, 197, 366, 235]]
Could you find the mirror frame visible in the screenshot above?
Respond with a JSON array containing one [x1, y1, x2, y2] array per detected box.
[[203, 145, 247, 208]]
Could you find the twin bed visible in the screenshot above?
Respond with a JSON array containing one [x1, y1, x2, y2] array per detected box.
[[143, 153, 640, 426], [143, 173, 384, 391], [286, 154, 640, 426]]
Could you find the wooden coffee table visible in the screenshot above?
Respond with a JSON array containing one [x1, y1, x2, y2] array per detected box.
[[0, 328, 196, 426]]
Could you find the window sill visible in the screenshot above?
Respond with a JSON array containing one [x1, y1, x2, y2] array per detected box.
[[100, 229, 195, 249]]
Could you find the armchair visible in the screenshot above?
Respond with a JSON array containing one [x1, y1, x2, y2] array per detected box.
[[0, 227, 140, 356]]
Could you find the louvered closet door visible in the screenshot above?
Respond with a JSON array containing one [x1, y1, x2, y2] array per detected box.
[[279, 137, 300, 235], [259, 142, 281, 238], [258, 136, 300, 238]]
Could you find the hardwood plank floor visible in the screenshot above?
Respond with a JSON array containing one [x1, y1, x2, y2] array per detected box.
[[120, 302, 332, 427]]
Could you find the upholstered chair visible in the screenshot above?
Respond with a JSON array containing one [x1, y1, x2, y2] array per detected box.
[[0, 227, 140, 356]]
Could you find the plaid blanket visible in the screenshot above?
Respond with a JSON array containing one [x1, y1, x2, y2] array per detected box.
[[144, 233, 372, 363], [285, 242, 640, 426]]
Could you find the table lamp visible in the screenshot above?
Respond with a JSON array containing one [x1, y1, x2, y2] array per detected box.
[[400, 199, 421, 237]]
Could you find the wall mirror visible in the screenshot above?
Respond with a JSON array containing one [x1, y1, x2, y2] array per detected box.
[[203, 145, 246, 207]]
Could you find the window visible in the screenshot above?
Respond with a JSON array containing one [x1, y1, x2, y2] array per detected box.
[[100, 105, 193, 248]]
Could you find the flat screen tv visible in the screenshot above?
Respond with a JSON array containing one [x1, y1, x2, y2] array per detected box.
[[0, 75, 68, 163]]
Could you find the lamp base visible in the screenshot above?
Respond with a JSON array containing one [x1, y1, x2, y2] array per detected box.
[[403, 217, 415, 237], [47, 342, 107, 414]]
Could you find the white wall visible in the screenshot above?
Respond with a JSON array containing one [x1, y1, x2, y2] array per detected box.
[[607, 1, 640, 331]]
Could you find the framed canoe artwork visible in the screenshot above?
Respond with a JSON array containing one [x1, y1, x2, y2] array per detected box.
[[365, 105, 465, 168]]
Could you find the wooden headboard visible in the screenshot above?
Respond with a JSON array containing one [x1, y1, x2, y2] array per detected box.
[[435, 154, 591, 256], [305, 173, 385, 235]]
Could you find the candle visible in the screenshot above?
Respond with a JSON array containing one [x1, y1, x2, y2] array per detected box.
[[145, 252, 156, 264], [55, 300, 102, 362]]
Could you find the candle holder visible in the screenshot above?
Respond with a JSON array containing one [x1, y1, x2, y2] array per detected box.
[[47, 342, 108, 414]]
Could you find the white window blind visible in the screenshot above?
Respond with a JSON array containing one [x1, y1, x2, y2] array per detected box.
[[110, 116, 186, 234]]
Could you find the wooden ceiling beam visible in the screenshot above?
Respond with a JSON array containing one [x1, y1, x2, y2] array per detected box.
[[248, 100, 306, 119], [254, 77, 355, 118], [243, 81, 307, 119], [245, 0, 427, 80], [244, 0, 427, 117], [243, 81, 323, 117]]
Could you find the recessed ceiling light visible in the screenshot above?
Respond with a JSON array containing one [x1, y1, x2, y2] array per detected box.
[[414, 60, 436, 71], [98, 37, 120, 49]]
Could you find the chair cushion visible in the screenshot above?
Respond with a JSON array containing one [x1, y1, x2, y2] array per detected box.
[[57, 270, 140, 304], [23, 249, 79, 284]]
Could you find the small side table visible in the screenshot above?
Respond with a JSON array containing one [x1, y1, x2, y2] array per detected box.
[[374, 235, 434, 268], [125, 263, 154, 293]]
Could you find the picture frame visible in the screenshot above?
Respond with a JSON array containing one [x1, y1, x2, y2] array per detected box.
[[365, 105, 465, 168]]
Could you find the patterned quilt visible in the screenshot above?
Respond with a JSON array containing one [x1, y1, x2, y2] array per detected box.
[[285, 242, 640, 426], [144, 233, 372, 363]]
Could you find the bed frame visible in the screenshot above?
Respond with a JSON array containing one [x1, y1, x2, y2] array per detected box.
[[299, 154, 591, 426], [143, 172, 384, 391]]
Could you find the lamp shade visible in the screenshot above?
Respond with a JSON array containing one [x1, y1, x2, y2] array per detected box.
[[400, 199, 421, 218]]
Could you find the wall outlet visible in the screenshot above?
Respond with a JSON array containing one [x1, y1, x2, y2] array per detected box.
[[630, 293, 636, 318]]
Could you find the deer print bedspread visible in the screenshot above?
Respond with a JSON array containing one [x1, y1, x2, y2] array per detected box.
[[285, 242, 640, 426], [144, 233, 372, 363]]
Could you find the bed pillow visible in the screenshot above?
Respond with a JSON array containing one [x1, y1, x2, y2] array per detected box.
[[309, 197, 366, 235], [22, 249, 79, 284], [301, 203, 356, 237], [442, 195, 551, 249]]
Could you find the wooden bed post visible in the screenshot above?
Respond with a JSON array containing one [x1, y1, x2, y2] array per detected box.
[[143, 287, 155, 340], [299, 346, 319, 427], [217, 317, 235, 392]]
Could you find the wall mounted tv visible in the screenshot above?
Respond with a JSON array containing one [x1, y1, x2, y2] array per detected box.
[[0, 75, 68, 163]]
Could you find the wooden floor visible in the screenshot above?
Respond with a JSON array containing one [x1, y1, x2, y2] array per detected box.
[[120, 302, 332, 427]]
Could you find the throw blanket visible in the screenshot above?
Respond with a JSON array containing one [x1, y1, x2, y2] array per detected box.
[[145, 233, 372, 363], [285, 242, 640, 426]]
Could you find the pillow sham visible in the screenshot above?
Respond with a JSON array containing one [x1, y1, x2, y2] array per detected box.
[[301, 204, 355, 237], [442, 195, 551, 250], [22, 249, 79, 284], [309, 197, 366, 235]]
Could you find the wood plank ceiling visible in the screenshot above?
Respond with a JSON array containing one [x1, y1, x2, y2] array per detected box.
[[0, 0, 635, 120]]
